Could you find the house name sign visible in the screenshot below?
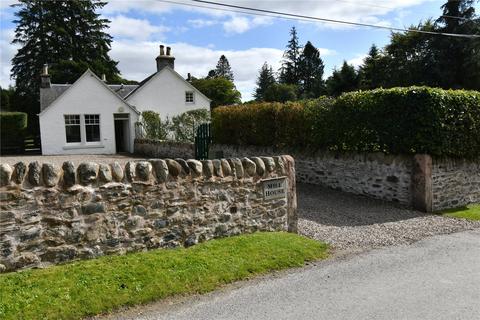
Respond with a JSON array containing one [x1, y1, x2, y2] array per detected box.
[[262, 177, 287, 200]]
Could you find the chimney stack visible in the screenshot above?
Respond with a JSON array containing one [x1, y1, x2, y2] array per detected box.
[[40, 64, 51, 88], [101, 74, 106, 82], [156, 44, 175, 72]]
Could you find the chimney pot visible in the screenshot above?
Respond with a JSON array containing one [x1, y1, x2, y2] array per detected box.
[[187, 73, 191, 81], [156, 45, 175, 72], [42, 64, 49, 76], [101, 74, 106, 82]]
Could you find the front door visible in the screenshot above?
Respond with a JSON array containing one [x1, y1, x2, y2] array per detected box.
[[114, 114, 130, 153]]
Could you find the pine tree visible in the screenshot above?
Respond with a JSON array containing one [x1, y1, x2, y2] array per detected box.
[[10, 0, 122, 134], [298, 41, 325, 98], [214, 55, 234, 81], [254, 62, 276, 101], [434, 0, 480, 89], [326, 61, 359, 96], [11, 0, 120, 95], [279, 26, 302, 85], [358, 44, 387, 89]]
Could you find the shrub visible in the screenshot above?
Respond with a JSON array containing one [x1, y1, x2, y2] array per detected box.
[[212, 87, 480, 158], [171, 108, 210, 143], [0, 112, 27, 151], [137, 111, 171, 140]]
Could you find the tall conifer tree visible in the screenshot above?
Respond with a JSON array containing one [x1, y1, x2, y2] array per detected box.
[[254, 62, 276, 101], [11, 0, 120, 95], [214, 55, 234, 81], [298, 41, 325, 97], [279, 26, 301, 85]]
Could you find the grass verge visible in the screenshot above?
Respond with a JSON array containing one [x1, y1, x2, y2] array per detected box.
[[0, 232, 328, 320], [440, 204, 480, 221]]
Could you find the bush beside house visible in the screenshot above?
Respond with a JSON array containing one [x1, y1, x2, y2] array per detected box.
[[0, 112, 28, 154], [212, 87, 480, 158]]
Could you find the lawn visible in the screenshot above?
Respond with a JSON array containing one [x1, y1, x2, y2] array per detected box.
[[0, 232, 328, 320], [440, 204, 480, 221]]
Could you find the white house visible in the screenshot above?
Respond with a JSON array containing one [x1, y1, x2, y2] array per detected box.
[[39, 45, 211, 155]]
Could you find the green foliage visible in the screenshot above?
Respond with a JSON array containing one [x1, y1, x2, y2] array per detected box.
[[264, 83, 298, 103], [212, 97, 332, 148], [171, 108, 210, 143], [440, 204, 480, 220], [191, 77, 241, 108], [254, 62, 276, 101], [0, 112, 28, 152], [213, 55, 234, 81], [0, 112, 27, 133], [139, 111, 171, 140], [298, 41, 325, 98], [11, 0, 120, 95], [213, 87, 480, 158], [0, 232, 328, 320], [0, 87, 14, 111], [326, 61, 360, 97], [279, 26, 302, 86]]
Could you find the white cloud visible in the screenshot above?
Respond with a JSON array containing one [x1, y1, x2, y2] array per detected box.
[[188, 19, 219, 28], [223, 15, 273, 34], [0, 0, 17, 9], [0, 29, 16, 88], [103, 0, 434, 31], [109, 15, 169, 40], [347, 54, 368, 69], [110, 40, 292, 101]]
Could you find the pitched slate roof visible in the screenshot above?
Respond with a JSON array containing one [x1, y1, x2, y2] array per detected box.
[[40, 83, 139, 111], [39, 69, 140, 116], [40, 67, 211, 111]]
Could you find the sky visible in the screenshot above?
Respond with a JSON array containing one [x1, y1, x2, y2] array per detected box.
[[0, 0, 456, 101]]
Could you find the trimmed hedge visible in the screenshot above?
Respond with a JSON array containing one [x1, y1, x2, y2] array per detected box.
[[212, 87, 480, 158], [0, 112, 27, 154]]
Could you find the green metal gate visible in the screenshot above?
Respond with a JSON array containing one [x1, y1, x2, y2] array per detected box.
[[194, 122, 212, 160]]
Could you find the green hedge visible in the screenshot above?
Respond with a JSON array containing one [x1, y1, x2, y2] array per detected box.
[[0, 112, 27, 153], [212, 87, 480, 158]]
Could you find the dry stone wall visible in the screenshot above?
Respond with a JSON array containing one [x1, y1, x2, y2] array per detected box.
[[135, 139, 194, 159], [0, 156, 296, 273], [211, 145, 413, 205], [432, 158, 480, 211]]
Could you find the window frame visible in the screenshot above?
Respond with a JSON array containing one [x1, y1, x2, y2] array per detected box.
[[185, 91, 195, 104], [64, 114, 81, 144], [84, 114, 101, 143]]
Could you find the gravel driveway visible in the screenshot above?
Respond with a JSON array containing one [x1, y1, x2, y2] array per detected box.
[[297, 183, 480, 251]]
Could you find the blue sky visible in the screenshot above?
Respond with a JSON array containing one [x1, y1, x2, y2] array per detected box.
[[0, 1, 460, 100]]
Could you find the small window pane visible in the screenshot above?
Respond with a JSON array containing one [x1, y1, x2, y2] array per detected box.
[[85, 114, 100, 142], [185, 91, 194, 103], [64, 115, 81, 143]]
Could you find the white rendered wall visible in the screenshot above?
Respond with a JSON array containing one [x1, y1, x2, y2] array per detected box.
[[126, 69, 210, 117], [39, 72, 138, 155]]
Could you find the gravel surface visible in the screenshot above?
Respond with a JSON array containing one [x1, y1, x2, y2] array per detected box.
[[0, 154, 145, 166], [297, 183, 480, 251]]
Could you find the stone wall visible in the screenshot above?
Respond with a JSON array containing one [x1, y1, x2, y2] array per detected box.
[[211, 145, 480, 212], [211, 145, 413, 205], [135, 139, 194, 159], [0, 156, 296, 272], [432, 158, 480, 211]]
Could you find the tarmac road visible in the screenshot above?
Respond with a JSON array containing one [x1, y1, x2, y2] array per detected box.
[[104, 229, 480, 320]]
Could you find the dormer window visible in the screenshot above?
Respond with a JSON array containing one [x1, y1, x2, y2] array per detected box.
[[185, 91, 194, 103]]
